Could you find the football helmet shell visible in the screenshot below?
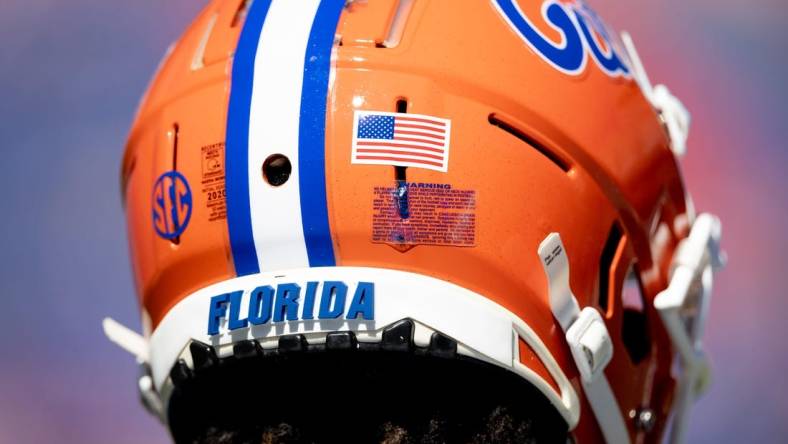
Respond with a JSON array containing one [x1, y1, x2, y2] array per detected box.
[[108, 1, 723, 443]]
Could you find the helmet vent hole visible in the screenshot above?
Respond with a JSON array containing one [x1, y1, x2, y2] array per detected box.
[[170, 124, 181, 246], [392, 99, 410, 219], [121, 156, 136, 208], [171, 123, 180, 171], [231, 0, 252, 27], [621, 266, 651, 364], [488, 114, 570, 172], [598, 223, 623, 315], [262, 154, 292, 187]]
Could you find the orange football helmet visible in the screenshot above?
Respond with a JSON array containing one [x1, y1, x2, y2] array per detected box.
[[105, 0, 724, 443]]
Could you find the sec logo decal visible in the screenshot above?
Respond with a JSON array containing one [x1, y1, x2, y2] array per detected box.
[[152, 171, 193, 240]]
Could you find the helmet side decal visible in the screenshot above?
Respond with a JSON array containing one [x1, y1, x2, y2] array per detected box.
[[207, 281, 375, 336], [492, 0, 587, 75], [152, 171, 193, 240], [350, 110, 452, 173], [491, 0, 630, 78], [572, 2, 630, 77], [371, 183, 477, 248], [226, 0, 344, 276]]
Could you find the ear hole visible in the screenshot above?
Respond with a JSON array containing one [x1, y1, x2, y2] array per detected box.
[[262, 154, 292, 187]]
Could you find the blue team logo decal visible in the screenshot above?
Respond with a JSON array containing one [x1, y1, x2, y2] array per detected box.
[[152, 171, 193, 240], [492, 0, 630, 77], [208, 281, 375, 336]]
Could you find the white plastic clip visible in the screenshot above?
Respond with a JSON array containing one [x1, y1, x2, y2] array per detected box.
[[102, 317, 149, 363], [539, 234, 630, 444], [655, 214, 724, 444], [566, 307, 613, 384], [622, 32, 691, 157], [103, 317, 164, 420]]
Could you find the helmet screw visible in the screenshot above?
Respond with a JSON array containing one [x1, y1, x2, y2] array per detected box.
[[630, 408, 656, 432]]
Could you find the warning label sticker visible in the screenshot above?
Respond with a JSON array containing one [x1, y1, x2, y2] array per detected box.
[[201, 143, 227, 222], [372, 183, 476, 247]]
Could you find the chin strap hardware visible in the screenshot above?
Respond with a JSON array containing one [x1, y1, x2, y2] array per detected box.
[[103, 317, 165, 420], [655, 214, 725, 443], [539, 234, 630, 444]]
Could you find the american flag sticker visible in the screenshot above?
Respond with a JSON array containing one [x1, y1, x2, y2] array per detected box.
[[351, 111, 452, 173]]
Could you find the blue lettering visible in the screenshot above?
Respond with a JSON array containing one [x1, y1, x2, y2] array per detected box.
[[207, 294, 230, 335], [494, 0, 586, 74], [347, 282, 375, 320], [573, 5, 629, 76], [301, 281, 319, 320], [248, 285, 274, 325], [319, 281, 347, 319], [274, 283, 301, 322], [493, 0, 630, 78], [227, 290, 248, 330], [208, 281, 377, 334]]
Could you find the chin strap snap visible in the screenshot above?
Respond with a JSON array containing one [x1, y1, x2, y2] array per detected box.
[[539, 212, 724, 444], [539, 234, 630, 444]]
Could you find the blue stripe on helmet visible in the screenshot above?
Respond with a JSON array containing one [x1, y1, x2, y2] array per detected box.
[[225, 0, 273, 276], [298, 0, 344, 267]]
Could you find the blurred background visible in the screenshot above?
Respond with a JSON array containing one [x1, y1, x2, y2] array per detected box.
[[0, 0, 784, 442]]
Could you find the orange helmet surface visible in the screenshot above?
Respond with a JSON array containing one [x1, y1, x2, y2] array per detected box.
[[106, 0, 724, 442]]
